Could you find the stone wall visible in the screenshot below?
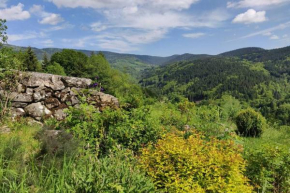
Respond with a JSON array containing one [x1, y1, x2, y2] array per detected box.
[[0, 72, 119, 121]]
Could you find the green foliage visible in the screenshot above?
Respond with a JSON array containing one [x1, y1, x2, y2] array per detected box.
[[60, 104, 163, 155], [50, 49, 88, 77], [0, 123, 154, 193], [42, 53, 50, 68], [276, 103, 290, 125], [70, 150, 155, 193], [24, 47, 41, 71], [0, 19, 7, 45], [0, 47, 22, 70], [244, 145, 290, 192], [235, 108, 266, 137], [141, 57, 270, 101], [139, 131, 253, 192], [46, 62, 66, 76]]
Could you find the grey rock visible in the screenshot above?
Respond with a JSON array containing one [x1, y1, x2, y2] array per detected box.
[[61, 87, 70, 93], [11, 108, 25, 118], [71, 96, 80, 105], [33, 91, 46, 102], [11, 93, 33, 103], [24, 102, 52, 120], [17, 84, 26, 93], [11, 102, 28, 108], [54, 109, 67, 121], [49, 75, 65, 91], [45, 98, 61, 109], [62, 77, 92, 88], [26, 88, 34, 95], [70, 87, 82, 95]]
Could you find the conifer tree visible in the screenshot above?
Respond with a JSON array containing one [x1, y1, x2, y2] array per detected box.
[[24, 47, 39, 71], [42, 52, 50, 69]]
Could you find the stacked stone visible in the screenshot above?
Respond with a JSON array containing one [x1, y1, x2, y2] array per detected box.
[[0, 72, 119, 121]]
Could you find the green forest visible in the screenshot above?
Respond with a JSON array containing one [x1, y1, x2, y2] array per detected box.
[[2, 19, 290, 193]]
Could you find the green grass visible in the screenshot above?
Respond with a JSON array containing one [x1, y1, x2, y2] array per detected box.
[[242, 126, 290, 150]]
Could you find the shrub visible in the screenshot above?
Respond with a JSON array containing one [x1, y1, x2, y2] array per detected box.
[[235, 108, 266, 137], [244, 145, 290, 192], [60, 104, 163, 156], [139, 131, 253, 192], [46, 62, 66, 76]]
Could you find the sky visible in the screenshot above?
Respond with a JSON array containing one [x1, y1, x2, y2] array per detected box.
[[1, 0, 290, 56]]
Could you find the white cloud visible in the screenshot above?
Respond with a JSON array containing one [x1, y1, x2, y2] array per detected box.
[[7, 31, 46, 42], [263, 32, 272, 36], [123, 6, 138, 14], [48, 0, 200, 10], [98, 39, 137, 52], [48, 0, 229, 52], [90, 22, 107, 32], [233, 9, 267, 24], [283, 34, 288, 38], [39, 14, 64, 25], [230, 21, 290, 41], [183, 32, 205, 38], [0, 3, 30, 21], [8, 34, 36, 42], [45, 23, 74, 31], [227, 0, 289, 8], [270, 35, 280, 39], [30, 4, 64, 25]]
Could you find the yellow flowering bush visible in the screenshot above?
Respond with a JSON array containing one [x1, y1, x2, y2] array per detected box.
[[139, 131, 253, 192]]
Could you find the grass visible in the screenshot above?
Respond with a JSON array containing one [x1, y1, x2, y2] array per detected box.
[[0, 119, 154, 193], [242, 126, 290, 150]]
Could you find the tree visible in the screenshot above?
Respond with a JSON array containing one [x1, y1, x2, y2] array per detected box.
[[0, 19, 7, 45], [24, 47, 40, 71], [235, 108, 266, 137], [46, 62, 66, 76], [42, 53, 50, 69], [50, 49, 88, 77]]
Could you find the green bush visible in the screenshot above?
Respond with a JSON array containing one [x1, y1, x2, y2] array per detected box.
[[235, 108, 266, 137], [46, 62, 66, 76], [244, 145, 290, 192], [60, 104, 163, 155]]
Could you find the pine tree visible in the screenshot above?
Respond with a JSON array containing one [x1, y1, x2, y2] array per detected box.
[[24, 47, 39, 71], [42, 53, 50, 69]]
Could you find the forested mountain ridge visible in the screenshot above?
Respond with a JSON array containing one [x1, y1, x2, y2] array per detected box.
[[3, 44, 211, 78], [141, 45, 290, 123]]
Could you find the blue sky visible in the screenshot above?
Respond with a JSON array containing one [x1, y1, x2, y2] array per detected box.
[[1, 0, 290, 56]]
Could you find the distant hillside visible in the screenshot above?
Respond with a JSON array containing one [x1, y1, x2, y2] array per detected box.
[[162, 53, 212, 65], [5, 44, 210, 78], [220, 47, 265, 57], [141, 45, 290, 101]]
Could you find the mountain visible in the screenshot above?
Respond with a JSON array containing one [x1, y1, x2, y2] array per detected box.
[[140, 45, 290, 102], [5, 44, 210, 78]]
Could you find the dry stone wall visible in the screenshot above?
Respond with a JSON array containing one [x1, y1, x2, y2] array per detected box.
[[0, 72, 119, 121]]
